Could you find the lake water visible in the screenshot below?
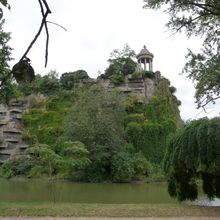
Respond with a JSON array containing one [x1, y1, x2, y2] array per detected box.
[[0, 179, 176, 204], [0, 179, 219, 205]]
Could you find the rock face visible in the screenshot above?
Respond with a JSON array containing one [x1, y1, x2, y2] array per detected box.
[[99, 72, 161, 100], [0, 100, 28, 164]]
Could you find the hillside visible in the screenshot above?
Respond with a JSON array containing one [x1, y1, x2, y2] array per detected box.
[[0, 45, 183, 182]]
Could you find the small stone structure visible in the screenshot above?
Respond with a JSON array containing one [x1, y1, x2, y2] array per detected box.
[[99, 71, 161, 100], [136, 45, 154, 71], [0, 100, 28, 164], [99, 45, 160, 99]]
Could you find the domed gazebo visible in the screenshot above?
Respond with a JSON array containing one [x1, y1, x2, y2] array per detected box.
[[136, 45, 154, 71]]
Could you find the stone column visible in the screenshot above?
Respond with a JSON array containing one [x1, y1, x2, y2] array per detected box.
[[144, 58, 146, 71], [149, 60, 153, 71]]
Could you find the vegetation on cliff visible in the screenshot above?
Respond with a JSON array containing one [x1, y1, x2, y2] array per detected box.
[[0, 54, 181, 182]]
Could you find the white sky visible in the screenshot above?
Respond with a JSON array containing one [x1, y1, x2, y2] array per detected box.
[[3, 0, 220, 121]]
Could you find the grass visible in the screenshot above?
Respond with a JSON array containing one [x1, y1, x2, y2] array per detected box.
[[0, 202, 220, 217]]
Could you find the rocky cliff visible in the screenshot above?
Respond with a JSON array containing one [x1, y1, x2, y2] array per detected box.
[[0, 100, 28, 164]]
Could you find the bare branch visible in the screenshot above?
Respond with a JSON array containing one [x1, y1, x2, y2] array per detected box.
[[20, 0, 51, 67], [47, 21, 67, 32], [38, 0, 50, 67], [201, 95, 220, 110]]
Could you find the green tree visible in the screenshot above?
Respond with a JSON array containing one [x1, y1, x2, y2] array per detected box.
[[99, 44, 137, 83], [0, 1, 10, 21], [0, 81, 16, 105], [124, 79, 179, 164], [164, 117, 220, 201], [126, 122, 143, 151], [60, 141, 91, 180], [144, 0, 220, 108], [37, 71, 60, 95], [111, 151, 135, 183], [0, 155, 33, 178], [33, 144, 63, 177], [64, 85, 126, 181], [64, 85, 125, 149], [0, 17, 18, 104], [133, 152, 150, 180], [60, 70, 89, 90]]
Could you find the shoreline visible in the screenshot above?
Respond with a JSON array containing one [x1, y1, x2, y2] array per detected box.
[[0, 218, 220, 220], [0, 203, 219, 217]]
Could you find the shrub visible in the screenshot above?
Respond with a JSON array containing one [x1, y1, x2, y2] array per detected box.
[[144, 71, 155, 79], [131, 71, 143, 79], [124, 113, 145, 125], [26, 94, 47, 108], [111, 151, 134, 183], [109, 74, 124, 85], [169, 86, 177, 94], [133, 152, 149, 180], [0, 155, 34, 178]]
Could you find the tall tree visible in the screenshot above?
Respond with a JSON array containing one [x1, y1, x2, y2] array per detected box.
[[0, 14, 15, 103], [99, 44, 137, 83], [60, 70, 89, 90], [64, 85, 126, 181], [164, 117, 220, 201], [144, 0, 220, 108]]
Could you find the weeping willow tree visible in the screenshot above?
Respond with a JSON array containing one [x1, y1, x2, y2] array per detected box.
[[164, 117, 220, 201]]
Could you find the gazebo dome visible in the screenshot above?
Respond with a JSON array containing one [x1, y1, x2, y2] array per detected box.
[[136, 45, 154, 60]]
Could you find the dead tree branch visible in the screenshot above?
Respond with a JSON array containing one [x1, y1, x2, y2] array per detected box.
[[20, 0, 51, 67]]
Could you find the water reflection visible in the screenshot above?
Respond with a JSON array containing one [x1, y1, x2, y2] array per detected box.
[[191, 198, 220, 207], [0, 179, 176, 204]]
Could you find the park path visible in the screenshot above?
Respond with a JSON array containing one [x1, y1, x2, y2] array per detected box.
[[0, 217, 220, 220]]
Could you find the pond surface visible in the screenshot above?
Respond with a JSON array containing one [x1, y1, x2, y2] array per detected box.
[[0, 179, 219, 205], [0, 179, 176, 204]]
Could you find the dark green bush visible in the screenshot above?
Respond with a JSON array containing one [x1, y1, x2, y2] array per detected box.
[[144, 71, 155, 79], [0, 155, 34, 178], [111, 151, 134, 183], [109, 74, 124, 85]]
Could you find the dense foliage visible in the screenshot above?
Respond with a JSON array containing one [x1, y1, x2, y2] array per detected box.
[[125, 79, 181, 163], [0, 18, 15, 104], [164, 117, 220, 201], [0, 44, 181, 182], [60, 70, 89, 90], [144, 0, 220, 108], [63, 85, 151, 182], [99, 44, 137, 84]]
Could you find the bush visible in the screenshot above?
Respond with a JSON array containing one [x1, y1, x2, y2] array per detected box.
[[22, 131, 37, 145], [169, 86, 177, 94], [27, 94, 47, 108], [28, 165, 47, 178], [109, 74, 124, 85], [131, 71, 143, 79], [60, 141, 91, 180], [144, 71, 155, 79], [124, 113, 145, 125], [111, 151, 134, 183], [133, 152, 149, 180], [0, 155, 34, 178]]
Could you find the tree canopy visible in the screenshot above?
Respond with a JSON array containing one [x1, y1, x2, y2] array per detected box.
[[164, 117, 220, 201], [99, 44, 137, 84], [144, 0, 220, 108], [60, 70, 89, 89]]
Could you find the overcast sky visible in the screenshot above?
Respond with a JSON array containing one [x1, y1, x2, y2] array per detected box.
[[3, 0, 220, 121]]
